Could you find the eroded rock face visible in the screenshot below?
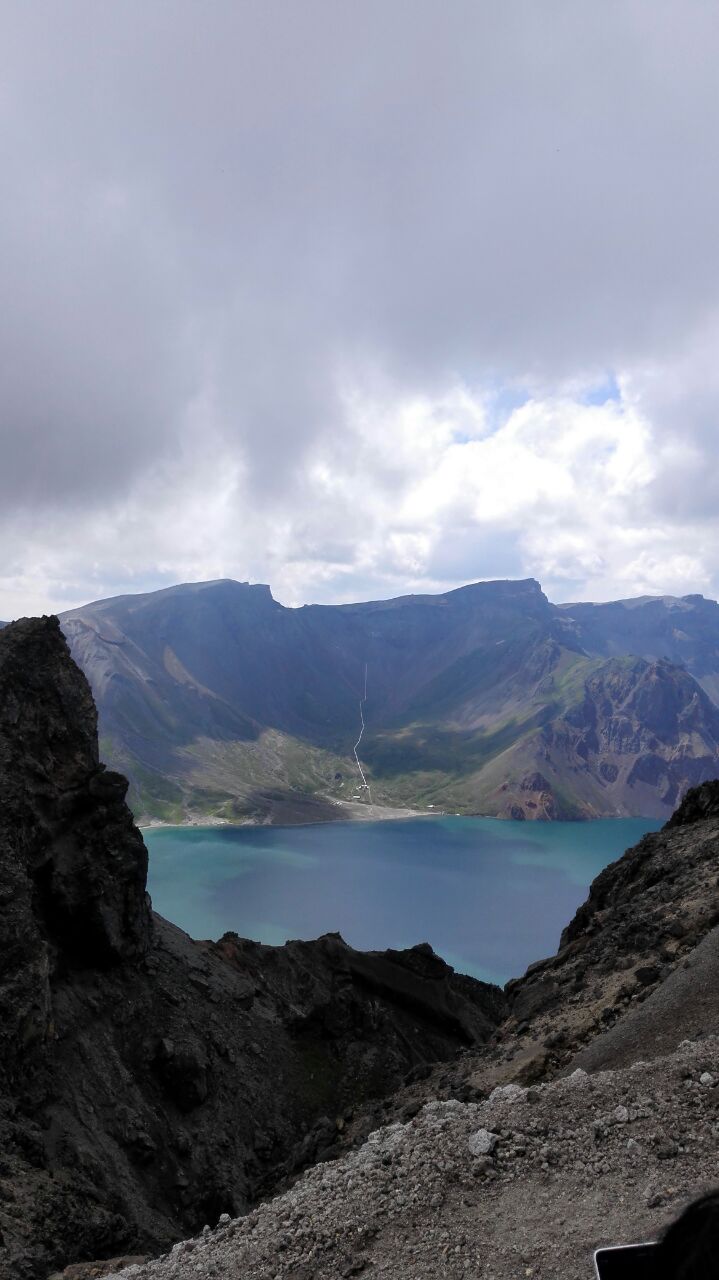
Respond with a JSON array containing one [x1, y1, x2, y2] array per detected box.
[[0, 618, 150, 1088], [665, 776, 719, 827], [352, 777, 719, 1138], [496, 781, 719, 1072], [0, 618, 507, 1280]]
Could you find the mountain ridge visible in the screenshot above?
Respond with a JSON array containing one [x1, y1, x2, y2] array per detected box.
[[50, 577, 719, 824]]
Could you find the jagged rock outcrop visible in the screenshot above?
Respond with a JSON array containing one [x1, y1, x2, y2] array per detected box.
[[490, 778, 719, 1078], [485, 655, 719, 820], [0, 618, 507, 1280], [665, 775, 719, 827], [331, 778, 719, 1145], [0, 617, 150, 1093]]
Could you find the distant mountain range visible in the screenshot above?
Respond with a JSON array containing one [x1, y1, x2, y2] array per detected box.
[[34, 576, 719, 824]]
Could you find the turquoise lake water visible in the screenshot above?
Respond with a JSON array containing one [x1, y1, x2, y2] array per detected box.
[[144, 816, 661, 985]]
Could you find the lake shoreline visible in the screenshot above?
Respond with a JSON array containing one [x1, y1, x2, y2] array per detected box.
[[138, 806, 658, 833], [138, 801, 433, 832], [143, 815, 662, 984]]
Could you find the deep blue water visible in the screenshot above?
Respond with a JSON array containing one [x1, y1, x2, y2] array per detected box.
[[144, 816, 660, 985]]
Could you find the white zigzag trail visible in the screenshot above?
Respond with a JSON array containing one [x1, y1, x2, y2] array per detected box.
[[352, 662, 372, 803]]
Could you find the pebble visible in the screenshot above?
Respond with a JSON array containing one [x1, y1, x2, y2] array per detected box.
[[468, 1129, 499, 1157]]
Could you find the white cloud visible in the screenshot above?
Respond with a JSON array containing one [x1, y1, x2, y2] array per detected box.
[[3, 3, 719, 615], [2, 371, 707, 619]]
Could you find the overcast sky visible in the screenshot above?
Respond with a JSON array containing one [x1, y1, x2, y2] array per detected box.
[[2, 0, 719, 618]]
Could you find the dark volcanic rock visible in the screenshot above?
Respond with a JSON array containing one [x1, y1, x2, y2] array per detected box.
[[367, 777, 719, 1132], [0, 618, 506, 1280], [0, 617, 150, 1090], [665, 777, 719, 827], [496, 790, 719, 1077]]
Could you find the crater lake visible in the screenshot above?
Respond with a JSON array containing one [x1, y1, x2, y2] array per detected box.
[[143, 816, 661, 983]]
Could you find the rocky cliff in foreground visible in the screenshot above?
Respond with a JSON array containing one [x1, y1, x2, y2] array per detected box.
[[0, 618, 506, 1280]]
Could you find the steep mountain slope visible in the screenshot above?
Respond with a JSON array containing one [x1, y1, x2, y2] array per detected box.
[[60, 578, 569, 821], [57, 579, 719, 822], [0, 617, 506, 1280], [465, 654, 719, 819], [560, 590, 719, 702]]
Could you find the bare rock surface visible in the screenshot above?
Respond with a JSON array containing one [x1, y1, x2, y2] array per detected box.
[[479, 783, 719, 1088], [104, 1038, 719, 1280], [572, 924, 719, 1074]]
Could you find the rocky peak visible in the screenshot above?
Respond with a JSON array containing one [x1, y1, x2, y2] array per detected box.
[[0, 617, 150, 978], [665, 777, 719, 827]]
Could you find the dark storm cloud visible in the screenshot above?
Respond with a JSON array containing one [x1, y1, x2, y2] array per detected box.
[[2, 0, 719, 508]]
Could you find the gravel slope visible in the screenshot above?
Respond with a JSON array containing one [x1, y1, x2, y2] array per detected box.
[[104, 1037, 719, 1280], [573, 924, 719, 1074]]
